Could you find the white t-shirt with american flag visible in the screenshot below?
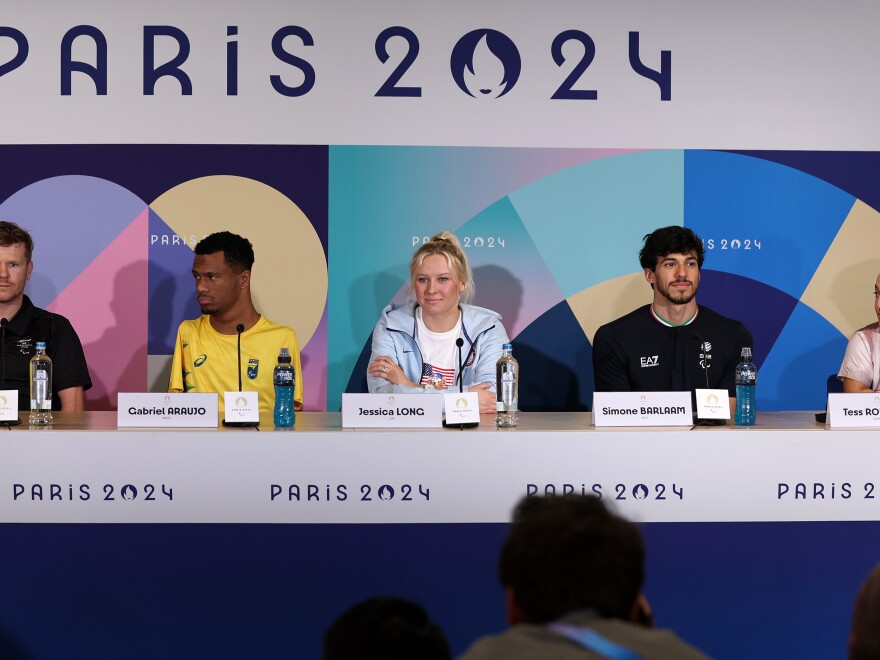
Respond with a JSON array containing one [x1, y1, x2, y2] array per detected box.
[[416, 307, 461, 388]]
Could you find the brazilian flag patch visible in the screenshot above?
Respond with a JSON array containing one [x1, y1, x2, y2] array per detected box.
[[247, 359, 259, 379]]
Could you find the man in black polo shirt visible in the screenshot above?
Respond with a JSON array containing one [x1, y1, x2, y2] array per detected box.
[[592, 226, 752, 409], [0, 222, 91, 410]]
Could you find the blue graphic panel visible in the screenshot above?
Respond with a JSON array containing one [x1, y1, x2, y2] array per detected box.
[[644, 521, 877, 659], [0, 520, 874, 659], [459, 197, 564, 334], [697, 270, 798, 373], [758, 301, 849, 410], [730, 150, 880, 215], [685, 151, 855, 299], [509, 150, 684, 296], [514, 301, 592, 411]]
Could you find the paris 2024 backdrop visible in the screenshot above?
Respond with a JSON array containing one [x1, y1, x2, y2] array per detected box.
[[0, 147, 876, 412]]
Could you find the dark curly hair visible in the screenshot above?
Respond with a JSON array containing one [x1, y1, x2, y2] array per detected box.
[[194, 231, 254, 272], [639, 226, 704, 270]]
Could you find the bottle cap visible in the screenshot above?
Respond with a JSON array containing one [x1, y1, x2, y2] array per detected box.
[[278, 347, 292, 363], [503, 343, 512, 350], [36, 341, 46, 350], [741, 347, 752, 359]]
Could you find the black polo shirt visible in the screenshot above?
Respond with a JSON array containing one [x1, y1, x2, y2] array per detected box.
[[3, 295, 92, 410], [592, 304, 753, 397]]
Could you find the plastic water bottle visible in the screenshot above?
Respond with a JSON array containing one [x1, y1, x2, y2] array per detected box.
[[29, 341, 53, 425], [273, 348, 295, 428], [496, 343, 519, 428], [735, 347, 756, 426]]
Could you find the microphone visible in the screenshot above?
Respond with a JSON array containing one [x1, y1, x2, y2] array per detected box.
[[0, 318, 7, 387], [443, 337, 477, 429], [693, 332, 724, 426], [455, 338, 465, 394], [223, 322, 258, 428], [455, 338, 466, 430], [0, 318, 20, 426], [693, 332, 710, 390], [236, 323, 245, 391]]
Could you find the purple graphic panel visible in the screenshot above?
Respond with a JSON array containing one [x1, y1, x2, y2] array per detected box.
[[149, 210, 200, 355]]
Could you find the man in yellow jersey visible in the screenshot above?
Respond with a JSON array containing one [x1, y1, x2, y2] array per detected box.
[[168, 231, 303, 419]]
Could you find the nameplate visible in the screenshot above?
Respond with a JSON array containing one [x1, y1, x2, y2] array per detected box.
[[341, 393, 443, 428], [828, 393, 880, 428], [0, 389, 18, 421], [117, 393, 219, 428], [592, 391, 693, 426], [444, 392, 480, 425], [695, 388, 731, 420], [224, 391, 259, 424]]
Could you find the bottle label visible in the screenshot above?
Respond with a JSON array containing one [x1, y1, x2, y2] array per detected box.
[[274, 367, 294, 386], [500, 385, 517, 410], [33, 380, 49, 401]]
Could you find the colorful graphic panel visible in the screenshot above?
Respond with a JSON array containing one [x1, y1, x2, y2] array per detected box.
[[328, 146, 642, 408], [334, 148, 880, 412], [0, 146, 328, 410]]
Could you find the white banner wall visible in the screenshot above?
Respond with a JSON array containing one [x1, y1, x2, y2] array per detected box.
[[0, 1, 876, 149]]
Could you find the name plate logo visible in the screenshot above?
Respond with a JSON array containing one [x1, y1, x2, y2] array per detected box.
[[592, 391, 693, 427], [444, 392, 480, 425], [0, 389, 19, 422], [224, 391, 259, 424], [828, 393, 880, 428], [695, 388, 730, 420], [117, 393, 219, 428], [341, 393, 443, 428]]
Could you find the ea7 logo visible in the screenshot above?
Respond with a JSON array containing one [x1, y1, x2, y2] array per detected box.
[[640, 356, 659, 368]]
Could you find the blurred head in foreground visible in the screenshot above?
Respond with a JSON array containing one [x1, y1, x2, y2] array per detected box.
[[323, 595, 450, 660]]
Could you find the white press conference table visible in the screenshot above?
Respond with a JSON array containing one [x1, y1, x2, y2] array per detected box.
[[0, 410, 877, 660], [0, 410, 873, 525]]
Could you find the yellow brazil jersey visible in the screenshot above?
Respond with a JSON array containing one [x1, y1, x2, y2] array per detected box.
[[168, 315, 303, 420]]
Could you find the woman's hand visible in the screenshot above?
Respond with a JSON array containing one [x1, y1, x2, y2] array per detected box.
[[468, 382, 496, 414], [369, 355, 416, 388]]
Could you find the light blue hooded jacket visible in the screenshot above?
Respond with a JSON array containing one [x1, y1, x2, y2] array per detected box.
[[367, 301, 510, 394]]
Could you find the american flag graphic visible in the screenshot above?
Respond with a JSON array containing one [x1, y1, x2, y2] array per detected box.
[[420, 362, 454, 388]]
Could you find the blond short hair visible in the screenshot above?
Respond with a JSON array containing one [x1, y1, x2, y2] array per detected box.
[[409, 231, 474, 304]]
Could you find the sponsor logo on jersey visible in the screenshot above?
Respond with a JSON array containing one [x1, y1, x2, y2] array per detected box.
[[640, 355, 659, 368], [698, 341, 713, 368], [194, 354, 207, 367]]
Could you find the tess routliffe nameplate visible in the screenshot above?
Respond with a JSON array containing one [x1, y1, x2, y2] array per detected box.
[[592, 391, 693, 427], [827, 392, 880, 428], [341, 393, 443, 428], [117, 392, 219, 428]]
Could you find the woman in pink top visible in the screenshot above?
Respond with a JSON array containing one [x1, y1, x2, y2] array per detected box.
[[838, 272, 880, 393]]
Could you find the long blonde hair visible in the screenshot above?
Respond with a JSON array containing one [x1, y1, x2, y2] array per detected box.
[[408, 231, 474, 304]]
